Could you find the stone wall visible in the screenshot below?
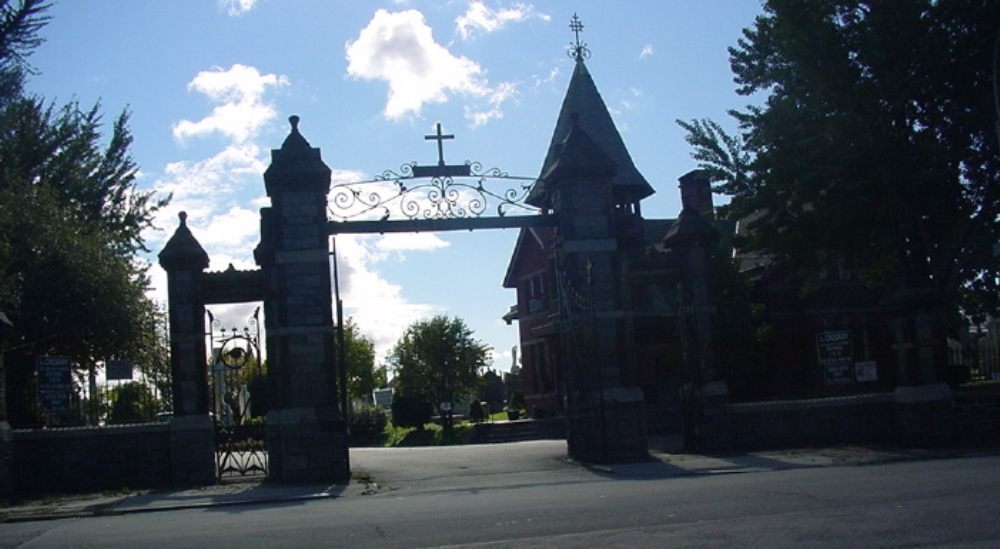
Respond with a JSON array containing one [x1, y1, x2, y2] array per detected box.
[[729, 394, 896, 451], [952, 385, 1000, 445], [11, 423, 172, 497], [728, 385, 1000, 451]]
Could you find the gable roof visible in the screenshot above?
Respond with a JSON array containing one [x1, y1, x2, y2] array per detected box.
[[527, 58, 654, 207], [502, 226, 554, 289]]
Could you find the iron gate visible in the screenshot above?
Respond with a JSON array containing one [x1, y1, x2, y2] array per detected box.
[[208, 307, 267, 479]]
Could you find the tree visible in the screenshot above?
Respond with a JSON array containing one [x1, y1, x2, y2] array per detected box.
[[680, 0, 1000, 322], [0, 0, 48, 105], [0, 0, 169, 425], [334, 317, 385, 401], [386, 315, 491, 412]]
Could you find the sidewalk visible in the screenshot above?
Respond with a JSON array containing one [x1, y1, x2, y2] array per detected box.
[[1, 440, 991, 524]]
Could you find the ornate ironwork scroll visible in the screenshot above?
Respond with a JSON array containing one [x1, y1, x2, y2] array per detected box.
[[328, 160, 540, 223]]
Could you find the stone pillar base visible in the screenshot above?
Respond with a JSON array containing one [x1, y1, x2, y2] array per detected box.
[[683, 381, 733, 454], [0, 421, 13, 501], [170, 415, 215, 487], [894, 383, 953, 447], [267, 406, 349, 483], [567, 387, 648, 463]]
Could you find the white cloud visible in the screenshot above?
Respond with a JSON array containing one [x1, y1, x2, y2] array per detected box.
[[465, 80, 517, 127], [219, 0, 258, 16], [333, 235, 444, 359], [455, 1, 549, 40], [173, 64, 289, 144], [638, 44, 654, 60], [345, 9, 516, 123]]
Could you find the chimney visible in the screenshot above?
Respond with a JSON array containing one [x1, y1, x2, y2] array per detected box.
[[678, 170, 714, 219]]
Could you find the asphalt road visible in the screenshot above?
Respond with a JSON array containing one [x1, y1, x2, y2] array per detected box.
[[3, 443, 999, 548]]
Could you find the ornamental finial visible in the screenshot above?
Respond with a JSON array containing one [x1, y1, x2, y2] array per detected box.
[[568, 13, 590, 61]]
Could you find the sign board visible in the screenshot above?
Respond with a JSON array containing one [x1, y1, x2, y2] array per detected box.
[[855, 361, 878, 382], [36, 355, 73, 416], [106, 359, 134, 381], [816, 331, 854, 385], [372, 388, 393, 408]]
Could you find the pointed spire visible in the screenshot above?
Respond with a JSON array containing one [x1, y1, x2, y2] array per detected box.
[[159, 211, 209, 270], [527, 40, 655, 207], [540, 113, 617, 184]]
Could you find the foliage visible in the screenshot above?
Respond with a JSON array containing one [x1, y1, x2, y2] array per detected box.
[[679, 0, 1000, 321], [390, 394, 433, 430], [348, 403, 389, 445], [0, 1, 169, 425], [387, 315, 491, 412], [333, 317, 386, 401], [108, 381, 161, 424], [0, 0, 48, 104]]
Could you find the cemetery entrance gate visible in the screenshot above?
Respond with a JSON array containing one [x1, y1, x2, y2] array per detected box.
[[158, 116, 650, 485]]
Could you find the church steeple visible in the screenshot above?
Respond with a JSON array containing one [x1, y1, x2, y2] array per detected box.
[[527, 16, 655, 209]]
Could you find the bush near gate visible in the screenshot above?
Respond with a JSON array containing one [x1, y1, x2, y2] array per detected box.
[[349, 404, 388, 445], [391, 395, 433, 430]]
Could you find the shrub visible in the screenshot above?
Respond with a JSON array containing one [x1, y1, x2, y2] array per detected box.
[[468, 400, 486, 422], [507, 389, 524, 412], [350, 404, 388, 444], [391, 395, 433, 430]]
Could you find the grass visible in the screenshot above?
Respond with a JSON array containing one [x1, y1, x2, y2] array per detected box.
[[372, 420, 477, 447]]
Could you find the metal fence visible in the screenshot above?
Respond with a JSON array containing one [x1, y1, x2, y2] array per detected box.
[[949, 343, 1000, 384]]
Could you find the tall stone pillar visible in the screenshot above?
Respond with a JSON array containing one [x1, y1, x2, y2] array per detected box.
[[255, 116, 349, 482], [158, 212, 215, 486], [543, 123, 647, 462], [664, 170, 732, 453], [886, 288, 953, 446], [0, 313, 13, 500]]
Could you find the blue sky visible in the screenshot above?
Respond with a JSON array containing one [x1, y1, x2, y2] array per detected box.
[[27, 0, 764, 372]]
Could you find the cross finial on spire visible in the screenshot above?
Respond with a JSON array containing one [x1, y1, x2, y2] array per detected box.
[[568, 13, 590, 61]]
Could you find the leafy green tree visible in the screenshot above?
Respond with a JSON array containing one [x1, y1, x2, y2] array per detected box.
[[387, 315, 491, 412], [680, 0, 1000, 321], [334, 317, 385, 401], [0, 0, 169, 425]]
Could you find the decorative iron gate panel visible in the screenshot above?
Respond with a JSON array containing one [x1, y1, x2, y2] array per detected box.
[[215, 422, 267, 478], [207, 307, 268, 480]]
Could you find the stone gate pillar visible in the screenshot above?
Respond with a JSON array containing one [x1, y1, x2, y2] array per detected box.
[[158, 212, 215, 485], [542, 122, 647, 462], [255, 116, 349, 482], [664, 171, 732, 453], [885, 288, 953, 446]]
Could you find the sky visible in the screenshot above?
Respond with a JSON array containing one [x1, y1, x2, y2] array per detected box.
[[26, 0, 765, 374]]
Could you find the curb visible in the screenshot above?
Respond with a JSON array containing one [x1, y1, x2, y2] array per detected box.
[[1, 490, 345, 524]]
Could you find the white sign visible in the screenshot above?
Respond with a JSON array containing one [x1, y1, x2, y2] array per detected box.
[[855, 361, 878, 382]]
